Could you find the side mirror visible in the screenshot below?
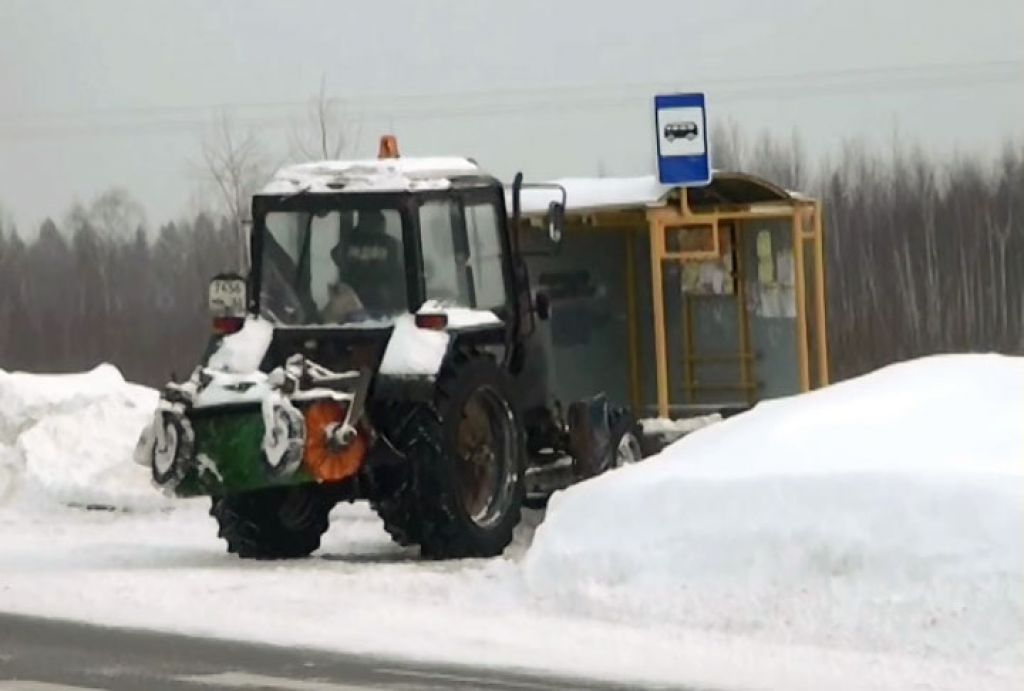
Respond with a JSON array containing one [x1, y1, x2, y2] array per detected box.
[[546, 201, 565, 244], [209, 272, 247, 335]]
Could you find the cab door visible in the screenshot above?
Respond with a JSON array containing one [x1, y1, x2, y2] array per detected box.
[[416, 188, 517, 326]]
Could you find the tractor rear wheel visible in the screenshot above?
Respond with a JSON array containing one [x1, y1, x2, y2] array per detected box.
[[210, 484, 332, 559], [373, 354, 525, 559]]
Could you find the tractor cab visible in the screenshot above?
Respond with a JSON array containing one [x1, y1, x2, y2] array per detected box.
[[218, 145, 563, 386], [251, 158, 518, 331]]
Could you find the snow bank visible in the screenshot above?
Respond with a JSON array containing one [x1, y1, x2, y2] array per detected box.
[[0, 365, 165, 511], [524, 354, 1024, 668], [0, 364, 132, 441]]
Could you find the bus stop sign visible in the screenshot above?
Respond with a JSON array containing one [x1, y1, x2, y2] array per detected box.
[[654, 93, 710, 186]]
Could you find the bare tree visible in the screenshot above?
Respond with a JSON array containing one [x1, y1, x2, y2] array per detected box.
[[710, 119, 746, 171], [288, 76, 361, 161], [67, 188, 146, 242], [201, 113, 268, 270]]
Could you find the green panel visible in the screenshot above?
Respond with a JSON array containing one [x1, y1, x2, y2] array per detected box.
[[172, 409, 315, 498]]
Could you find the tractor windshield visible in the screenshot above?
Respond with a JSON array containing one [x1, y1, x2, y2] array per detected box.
[[258, 207, 408, 325]]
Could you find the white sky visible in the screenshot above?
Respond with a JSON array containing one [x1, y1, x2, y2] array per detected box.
[[0, 0, 1022, 231]]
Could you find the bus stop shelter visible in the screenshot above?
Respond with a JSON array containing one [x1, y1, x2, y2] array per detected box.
[[517, 171, 829, 419]]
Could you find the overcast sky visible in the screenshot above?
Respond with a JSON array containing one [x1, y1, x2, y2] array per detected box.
[[1, 0, 1022, 231]]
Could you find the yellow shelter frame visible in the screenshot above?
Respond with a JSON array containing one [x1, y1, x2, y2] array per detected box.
[[526, 171, 829, 418], [644, 177, 829, 417]]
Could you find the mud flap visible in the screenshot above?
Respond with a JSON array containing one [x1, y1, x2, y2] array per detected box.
[[567, 394, 612, 478]]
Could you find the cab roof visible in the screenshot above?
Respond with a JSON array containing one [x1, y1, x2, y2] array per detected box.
[[260, 157, 490, 196]]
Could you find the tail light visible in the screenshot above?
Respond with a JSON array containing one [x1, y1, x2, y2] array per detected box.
[[414, 313, 448, 330], [212, 316, 245, 335]]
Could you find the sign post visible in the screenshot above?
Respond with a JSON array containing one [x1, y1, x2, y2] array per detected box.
[[654, 93, 710, 186]]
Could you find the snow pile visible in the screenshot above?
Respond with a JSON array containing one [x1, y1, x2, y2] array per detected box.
[[524, 354, 1024, 668], [0, 364, 165, 511]]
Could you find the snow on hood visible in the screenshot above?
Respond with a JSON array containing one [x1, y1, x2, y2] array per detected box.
[[378, 304, 502, 377], [523, 354, 1024, 667], [207, 317, 274, 374], [0, 365, 166, 511]]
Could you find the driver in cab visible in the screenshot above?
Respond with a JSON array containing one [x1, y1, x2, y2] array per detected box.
[[323, 209, 405, 321]]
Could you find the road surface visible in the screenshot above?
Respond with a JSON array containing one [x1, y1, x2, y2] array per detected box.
[[0, 612, 672, 690]]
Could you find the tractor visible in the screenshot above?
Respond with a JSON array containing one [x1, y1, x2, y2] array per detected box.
[[137, 137, 642, 559]]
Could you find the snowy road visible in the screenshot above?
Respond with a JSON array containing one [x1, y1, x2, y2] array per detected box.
[[0, 612, 645, 691], [0, 501, 715, 690]]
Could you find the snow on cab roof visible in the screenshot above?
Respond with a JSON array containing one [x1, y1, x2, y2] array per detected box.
[[260, 156, 484, 195]]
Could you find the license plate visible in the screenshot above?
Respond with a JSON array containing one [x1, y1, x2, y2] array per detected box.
[[209, 276, 246, 315]]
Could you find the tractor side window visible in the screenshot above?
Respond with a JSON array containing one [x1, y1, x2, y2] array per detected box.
[[465, 202, 507, 309], [419, 200, 472, 306]]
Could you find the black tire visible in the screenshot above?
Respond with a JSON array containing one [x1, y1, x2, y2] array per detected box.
[[209, 485, 332, 560], [606, 408, 643, 470], [373, 353, 526, 559]]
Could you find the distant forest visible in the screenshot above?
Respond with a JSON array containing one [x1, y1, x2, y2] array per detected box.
[[1, 131, 1022, 387]]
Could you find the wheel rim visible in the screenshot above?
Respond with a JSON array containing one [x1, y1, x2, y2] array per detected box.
[[614, 432, 642, 467], [454, 387, 518, 529], [153, 418, 179, 478]]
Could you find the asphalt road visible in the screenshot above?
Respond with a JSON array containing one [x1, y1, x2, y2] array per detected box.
[[0, 612, 665, 691]]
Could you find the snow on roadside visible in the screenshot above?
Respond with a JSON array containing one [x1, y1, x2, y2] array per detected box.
[[524, 354, 1024, 673], [0, 364, 166, 511], [0, 501, 1015, 691], [0, 355, 1021, 690]]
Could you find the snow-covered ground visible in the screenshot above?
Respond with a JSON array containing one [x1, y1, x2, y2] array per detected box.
[[0, 355, 1021, 690]]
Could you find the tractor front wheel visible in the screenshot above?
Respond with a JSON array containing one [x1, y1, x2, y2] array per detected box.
[[210, 485, 332, 560]]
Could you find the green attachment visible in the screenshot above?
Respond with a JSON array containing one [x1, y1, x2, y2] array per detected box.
[[172, 408, 315, 498]]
